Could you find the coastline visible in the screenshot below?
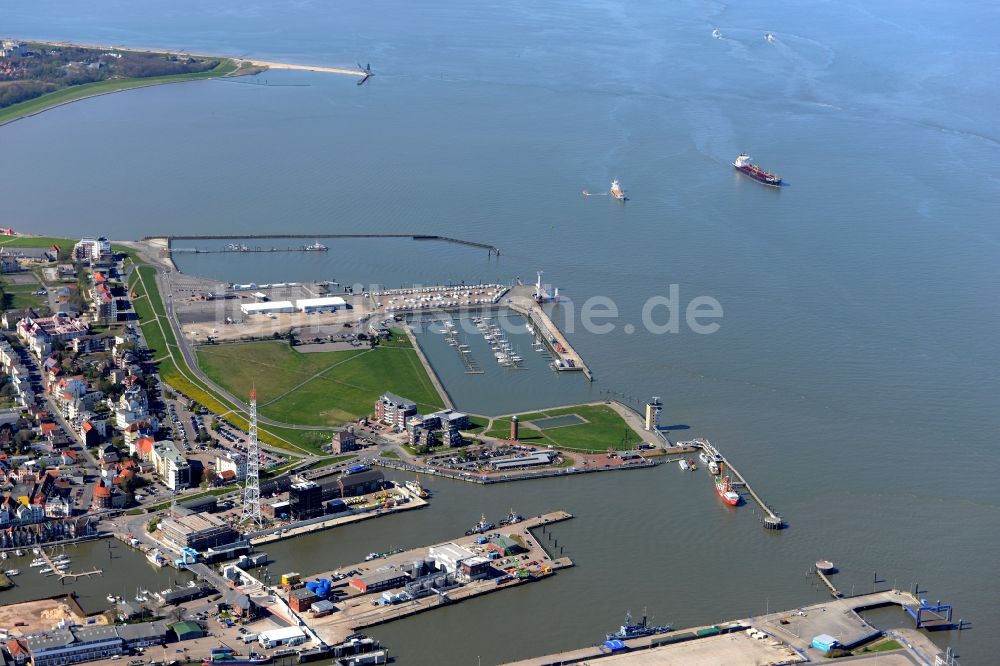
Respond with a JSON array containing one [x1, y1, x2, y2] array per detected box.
[[0, 39, 367, 128]]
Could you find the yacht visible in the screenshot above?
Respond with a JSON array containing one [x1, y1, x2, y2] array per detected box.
[[4, 569, 19, 576]]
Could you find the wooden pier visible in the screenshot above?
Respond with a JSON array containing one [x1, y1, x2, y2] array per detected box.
[[142, 233, 501, 256], [37, 546, 103, 583], [692, 438, 785, 529], [815, 569, 843, 598]]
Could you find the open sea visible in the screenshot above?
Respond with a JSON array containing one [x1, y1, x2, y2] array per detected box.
[[2, 0, 998, 663]]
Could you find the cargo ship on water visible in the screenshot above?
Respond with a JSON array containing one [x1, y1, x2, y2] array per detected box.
[[716, 474, 740, 506], [610, 179, 626, 200], [733, 153, 782, 187]]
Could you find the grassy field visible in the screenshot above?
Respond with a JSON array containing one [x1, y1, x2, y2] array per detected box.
[[126, 264, 322, 454], [1, 283, 46, 310], [484, 404, 639, 453], [855, 639, 902, 654], [197, 337, 445, 427], [0, 59, 239, 125]]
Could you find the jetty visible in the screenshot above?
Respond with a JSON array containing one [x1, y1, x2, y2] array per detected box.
[[506, 285, 593, 381], [692, 438, 784, 529], [142, 234, 501, 256]]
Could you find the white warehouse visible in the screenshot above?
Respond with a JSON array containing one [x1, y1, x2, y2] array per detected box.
[[296, 296, 347, 313], [241, 301, 296, 315]]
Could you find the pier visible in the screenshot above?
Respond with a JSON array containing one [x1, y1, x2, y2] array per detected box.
[[506, 285, 594, 381], [293, 511, 573, 644], [691, 438, 784, 529], [505, 589, 951, 666], [142, 233, 501, 256], [37, 546, 104, 583]]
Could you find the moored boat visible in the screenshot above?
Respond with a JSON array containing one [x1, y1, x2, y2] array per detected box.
[[678, 459, 689, 471], [499, 509, 523, 526], [708, 461, 720, 476], [465, 513, 496, 536], [716, 475, 740, 506], [606, 610, 671, 641]]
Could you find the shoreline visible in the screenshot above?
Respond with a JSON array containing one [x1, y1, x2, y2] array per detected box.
[[0, 39, 367, 128]]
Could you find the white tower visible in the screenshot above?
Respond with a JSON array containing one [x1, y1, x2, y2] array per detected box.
[[645, 396, 662, 432], [241, 388, 263, 531]]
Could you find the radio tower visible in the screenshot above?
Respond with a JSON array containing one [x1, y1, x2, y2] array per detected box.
[[241, 388, 263, 531]]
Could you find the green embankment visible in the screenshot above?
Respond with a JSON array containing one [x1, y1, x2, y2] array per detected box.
[[197, 336, 445, 428], [0, 59, 239, 125], [484, 405, 639, 453]]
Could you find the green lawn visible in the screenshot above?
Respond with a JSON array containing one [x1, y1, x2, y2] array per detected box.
[[0, 59, 239, 125], [484, 404, 639, 453], [855, 639, 902, 654], [1, 283, 46, 310], [197, 337, 445, 427], [380, 450, 400, 460]]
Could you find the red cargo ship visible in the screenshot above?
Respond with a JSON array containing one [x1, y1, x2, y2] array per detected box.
[[733, 153, 782, 187]]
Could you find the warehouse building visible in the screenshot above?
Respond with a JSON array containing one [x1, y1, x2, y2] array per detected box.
[[240, 301, 296, 315], [289, 586, 320, 613], [489, 451, 556, 471], [296, 296, 347, 313], [428, 542, 477, 574], [317, 469, 385, 500], [159, 511, 239, 551], [349, 570, 411, 594]]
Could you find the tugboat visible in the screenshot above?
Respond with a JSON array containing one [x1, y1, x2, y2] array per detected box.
[[465, 513, 496, 536], [716, 475, 741, 506], [606, 610, 672, 641], [499, 509, 523, 526], [733, 153, 782, 187], [610, 180, 626, 201]]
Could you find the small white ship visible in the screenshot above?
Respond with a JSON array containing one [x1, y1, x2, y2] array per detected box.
[[765, 32, 776, 43], [146, 549, 167, 568], [302, 241, 329, 252], [712, 28, 722, 39], [610, 179, 626, 200]]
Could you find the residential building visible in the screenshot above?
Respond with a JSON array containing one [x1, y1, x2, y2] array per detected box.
[[90, 271, 117, 322], [25, 626, 122, 666], [91, 480, 126, 510], [330, 429, 357, 454], [16, 316, 89, 358], [72, 237, 113, 266], [151, 440, 190, 490], [374, 392, 416, 430], [215, 451, 247, 481]]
